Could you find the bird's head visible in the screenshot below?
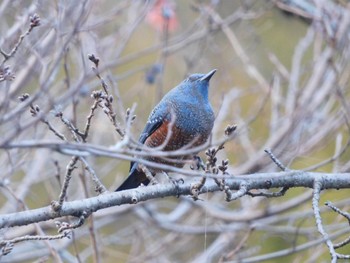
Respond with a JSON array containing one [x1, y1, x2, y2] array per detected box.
[[182, 69, 217, 99]]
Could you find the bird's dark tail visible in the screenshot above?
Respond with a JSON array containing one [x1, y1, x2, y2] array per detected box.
[[115, 163, 150, 191]]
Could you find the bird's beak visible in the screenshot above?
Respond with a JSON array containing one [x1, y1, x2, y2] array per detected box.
[[200, 69, 217, 82]]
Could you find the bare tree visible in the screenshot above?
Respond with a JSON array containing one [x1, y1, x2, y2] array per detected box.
[[0, 1, 350, 262]]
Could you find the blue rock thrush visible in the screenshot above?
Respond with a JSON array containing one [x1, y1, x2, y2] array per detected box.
[[116, 69, 216, 191]]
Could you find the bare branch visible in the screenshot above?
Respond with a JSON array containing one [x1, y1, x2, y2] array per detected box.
[[0, 172, 349, 229]]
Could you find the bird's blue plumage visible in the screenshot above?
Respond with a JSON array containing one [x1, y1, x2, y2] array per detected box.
[[116, 69, 217, 191]]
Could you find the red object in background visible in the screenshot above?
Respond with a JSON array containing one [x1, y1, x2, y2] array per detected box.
[[146, 0, 179, 32]]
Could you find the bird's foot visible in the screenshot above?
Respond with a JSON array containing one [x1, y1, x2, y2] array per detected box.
[[139, 164, 158, 185], [163, 172, 184, 197], [170, 177, 184, 187], [191, 155, 205, 171]]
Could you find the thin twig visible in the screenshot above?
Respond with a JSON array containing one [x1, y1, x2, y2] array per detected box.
[[219, 227, 253, 262], [0, 231, 70, 256], [225, 182, 249, 202], [43, 119, 67, 141], [57, 112, 84, 142], [206, 8, 270, 92], [264, 149, 289, 171], [56, 211, 89, 233], [81, 99, 99, 142], [190, 177, 206, 201], [139, 164, 158, 186], [325, 201, 350, 249], [312, 178, 337, 262], [247, 186, 289, 198], [325, 201, 350, 222], [0, 14, 40, 64], [88, 54, 125, 138], [80, 157, 107, 194], [51, 156, 79, 211]]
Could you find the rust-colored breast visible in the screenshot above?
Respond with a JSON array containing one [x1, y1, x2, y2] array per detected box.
[[144, 120, 208, 170]]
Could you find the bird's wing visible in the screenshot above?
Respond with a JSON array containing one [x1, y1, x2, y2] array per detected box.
[[128, 103, 170, 172], [138, 104, 169, 144], [138, 119, 163, 144]]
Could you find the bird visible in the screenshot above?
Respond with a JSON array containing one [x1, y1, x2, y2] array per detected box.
[[116, 69, 216, 191]]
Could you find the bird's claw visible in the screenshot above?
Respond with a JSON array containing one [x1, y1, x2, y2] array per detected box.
[[169, 177, 184, 197], [191, 155, 205, 171]]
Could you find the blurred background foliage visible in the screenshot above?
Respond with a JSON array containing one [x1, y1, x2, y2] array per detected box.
[[0, 0, 350, 262]]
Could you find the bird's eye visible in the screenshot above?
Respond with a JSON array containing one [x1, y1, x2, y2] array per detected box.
[[188, 76, 200, 82], [183, 74, 202, 83]]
